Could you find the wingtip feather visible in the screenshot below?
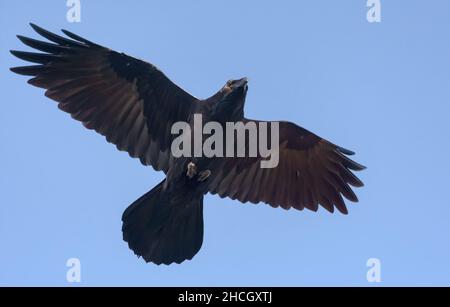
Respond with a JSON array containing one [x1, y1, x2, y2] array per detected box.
[[336, 145, 355, 155]]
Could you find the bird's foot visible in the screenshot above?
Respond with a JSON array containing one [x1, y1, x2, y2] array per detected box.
[[197, 170, 211, 182], [186, 162, 197, 179]]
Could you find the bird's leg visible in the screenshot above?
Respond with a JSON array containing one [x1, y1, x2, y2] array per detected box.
[[186, 162, 197, 179], [197, 170, 211, 182]]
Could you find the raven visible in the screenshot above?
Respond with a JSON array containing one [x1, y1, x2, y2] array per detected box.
[[10, 24, 365, 265]]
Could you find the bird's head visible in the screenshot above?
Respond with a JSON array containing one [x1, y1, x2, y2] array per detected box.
[[221, 77, 248, 99]]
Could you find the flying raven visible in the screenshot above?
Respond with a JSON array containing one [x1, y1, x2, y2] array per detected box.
[[10, 24, 365, 265]]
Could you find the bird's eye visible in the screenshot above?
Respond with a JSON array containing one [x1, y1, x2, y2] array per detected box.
[[223, 80, 234, 94]]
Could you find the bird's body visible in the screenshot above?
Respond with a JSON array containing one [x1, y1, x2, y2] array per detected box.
[[11, 24, 365, 265]]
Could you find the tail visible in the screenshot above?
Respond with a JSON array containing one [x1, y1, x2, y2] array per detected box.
[[122, 180, 204, 265]]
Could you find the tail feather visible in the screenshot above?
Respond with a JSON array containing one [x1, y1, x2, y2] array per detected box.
[[122, 181, 204, 265]]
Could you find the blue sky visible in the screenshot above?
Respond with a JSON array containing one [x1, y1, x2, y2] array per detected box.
[[1, 1, 450, 286]]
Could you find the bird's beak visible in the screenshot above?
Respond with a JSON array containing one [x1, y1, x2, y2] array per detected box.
[[235, 77, 248, 88]]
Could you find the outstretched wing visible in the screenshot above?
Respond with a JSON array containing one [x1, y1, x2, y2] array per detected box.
[[10, 23, 200, 172], [205, 120, 366, 214]]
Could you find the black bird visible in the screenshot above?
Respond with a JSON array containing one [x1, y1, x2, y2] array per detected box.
[[10, 24, 366, 265]]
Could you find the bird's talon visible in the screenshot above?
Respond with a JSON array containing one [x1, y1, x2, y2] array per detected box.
[[187, 162, 197, 179], [197, 170, 211, 182]]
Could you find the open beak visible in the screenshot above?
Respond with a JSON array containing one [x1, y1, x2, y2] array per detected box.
[[235, 77, 248, 88]]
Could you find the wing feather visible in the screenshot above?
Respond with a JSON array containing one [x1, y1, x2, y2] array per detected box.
[[205, 120, 365, 214], [11, 24, 201, 173]]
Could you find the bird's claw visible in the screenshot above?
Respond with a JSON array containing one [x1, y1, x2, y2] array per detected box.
[[186, 162, 197, 179], [197, 170, 211, 182]]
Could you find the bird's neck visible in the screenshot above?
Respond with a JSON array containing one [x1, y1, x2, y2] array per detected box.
[[207, 90, 245, 122], [211, 100, 244, 122]]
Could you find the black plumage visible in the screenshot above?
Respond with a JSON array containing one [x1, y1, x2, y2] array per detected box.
[[10, 24, 365, 265]]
